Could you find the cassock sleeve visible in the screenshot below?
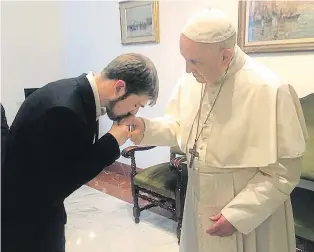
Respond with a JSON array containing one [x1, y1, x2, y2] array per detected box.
[[31, 106, 120, 202], [140, 76, 183, 147], [221, 84, 308, 235]]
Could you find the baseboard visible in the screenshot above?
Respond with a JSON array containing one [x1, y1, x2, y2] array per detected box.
[[106, 161, 143, 177]]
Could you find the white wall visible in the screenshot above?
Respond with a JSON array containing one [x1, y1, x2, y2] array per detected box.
[[1, 1, 66, 124], [1, 0, 314, 169]]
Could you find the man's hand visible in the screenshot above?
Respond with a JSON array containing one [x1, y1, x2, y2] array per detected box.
[[206, 213, 236, 237], [108, 122, 130, 146], [119, 116, 145, 145]]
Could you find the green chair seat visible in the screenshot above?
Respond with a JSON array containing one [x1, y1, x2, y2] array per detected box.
[[134, 162, 179, 199], [291, 187, 314, 242]]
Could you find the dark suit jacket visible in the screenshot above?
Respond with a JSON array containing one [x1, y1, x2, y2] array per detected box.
[[1, 103, 9, 167], [2, 74, 120, 250]]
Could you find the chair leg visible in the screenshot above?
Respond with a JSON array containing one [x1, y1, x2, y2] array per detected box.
[[133, 187, 140, 224], [175, 191, 183, 244], [172, 202, 177, 220], [175, 184, 185, 244], [177, 215, 182, 244]]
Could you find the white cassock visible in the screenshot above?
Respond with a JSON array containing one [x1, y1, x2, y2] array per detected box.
[[140, 45, 308, 252]]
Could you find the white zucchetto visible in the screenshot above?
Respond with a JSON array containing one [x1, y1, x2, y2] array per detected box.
[[182, 8, 236, 43]]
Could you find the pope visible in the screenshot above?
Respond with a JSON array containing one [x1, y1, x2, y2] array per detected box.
[[126, 8, 308, 252]]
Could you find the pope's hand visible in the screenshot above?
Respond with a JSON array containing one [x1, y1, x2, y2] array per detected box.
[[108, 122, 130, 146], [120, 116, 145, 145], [206, 213, 236, 237]]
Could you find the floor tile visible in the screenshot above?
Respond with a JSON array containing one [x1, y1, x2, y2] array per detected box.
[[65, 185, 178, 252]]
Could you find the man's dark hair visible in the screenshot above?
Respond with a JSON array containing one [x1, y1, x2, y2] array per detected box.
[[102, 53, 159, 106]]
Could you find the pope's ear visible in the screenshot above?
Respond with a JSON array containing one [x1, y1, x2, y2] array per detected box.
[[222, 49, 234, 66], [113, 80, 126, 97]]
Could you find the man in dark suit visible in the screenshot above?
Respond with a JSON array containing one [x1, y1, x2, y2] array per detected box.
[[2, 53, 159, 252], [1, 102, 9, 167]]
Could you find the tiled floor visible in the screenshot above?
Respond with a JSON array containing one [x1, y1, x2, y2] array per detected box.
[[64, 185, 178, 252], [64, 162, 178, 251]]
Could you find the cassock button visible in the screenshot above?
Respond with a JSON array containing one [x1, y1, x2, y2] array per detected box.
[[203, 137, 208, 141]]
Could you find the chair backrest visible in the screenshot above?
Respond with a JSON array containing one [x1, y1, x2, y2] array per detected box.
[[300, 93, 314, 181], [24, 88, 39, 98]]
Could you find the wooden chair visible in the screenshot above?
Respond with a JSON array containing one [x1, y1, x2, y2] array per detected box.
[[291, 93, 314, 252], [121, 145, 188, 243]]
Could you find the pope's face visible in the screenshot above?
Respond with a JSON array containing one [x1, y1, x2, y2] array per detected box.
[[179, 35, 230, 84]]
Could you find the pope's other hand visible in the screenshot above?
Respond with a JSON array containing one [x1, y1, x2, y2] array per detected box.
[[206, 213, 236, 237]]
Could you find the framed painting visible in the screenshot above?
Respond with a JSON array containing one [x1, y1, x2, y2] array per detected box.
[[238, 1, 314, 53], [119, 0, 160, 45]]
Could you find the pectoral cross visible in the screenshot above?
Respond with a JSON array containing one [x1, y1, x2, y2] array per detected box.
[[189, 143, 199, 168]]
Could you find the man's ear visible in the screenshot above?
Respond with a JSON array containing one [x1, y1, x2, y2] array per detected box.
[[113, 80, 126, 98]]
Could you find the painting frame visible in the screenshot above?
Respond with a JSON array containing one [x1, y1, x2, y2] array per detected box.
[[119, 0, 160, 45], [237, 1, 314, 53]]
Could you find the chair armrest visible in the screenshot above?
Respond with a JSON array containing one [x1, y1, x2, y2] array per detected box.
[[121, 145, 156, 158], [170, 156, 187, 172]]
